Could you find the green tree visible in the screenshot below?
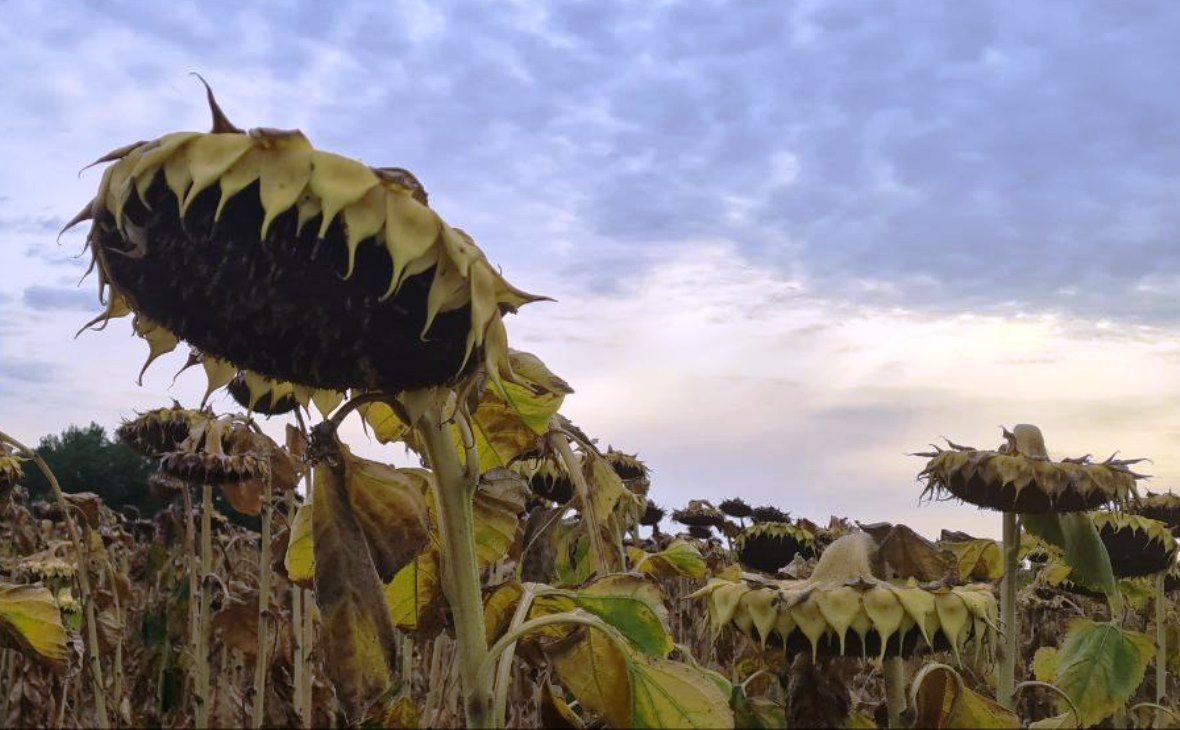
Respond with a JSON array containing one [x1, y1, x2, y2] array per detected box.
[[23, 422, 261, 528], [21, 422, 159, 515]]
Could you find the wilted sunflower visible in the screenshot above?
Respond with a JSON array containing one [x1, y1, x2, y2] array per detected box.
[[1091, 512, 1177, 578], [68, 81, 544, 399], [736, 522, 817, 575], [512, 456, 575, 504], [719, 498, 754, 520], [751, 505, 790, 524], [1133, 491, 1180, 533], [673, 500, 727, 529], [117, 403, 212, 457], [0, 443, 23, 500], [688, 524, 715, 540], [693, 532, 997, 662], [640, 501, 665, 528], [604, 448, 649, 489], [160, 416, 268, 485], [916, 424, 1143, 513]]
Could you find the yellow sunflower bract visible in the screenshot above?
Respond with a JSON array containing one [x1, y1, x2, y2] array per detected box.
[[693, 533, 997, 663]]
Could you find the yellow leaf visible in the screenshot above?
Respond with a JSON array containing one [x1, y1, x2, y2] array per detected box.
[[285, 498, 315, 588], [0, 583, 70, 669], [311, 446, 396, 721]]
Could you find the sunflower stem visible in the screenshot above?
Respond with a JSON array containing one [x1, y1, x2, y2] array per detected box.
[[997, 511, 1019, 710], [1156, 571, 1166, 703], [180, 481, 200, 714], [0, 432, 109, 729], [196, 483, 213, 729], [490, 584, 537, 728], [252, 472, 273, 728], [417, 402, 491, 729], [884, 657, 906, 728]]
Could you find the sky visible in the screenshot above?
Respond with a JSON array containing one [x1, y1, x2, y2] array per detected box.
[[3, 0, 1180, 539]]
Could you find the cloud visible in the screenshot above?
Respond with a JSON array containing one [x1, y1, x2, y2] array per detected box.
[[22, 285, 94, 312]]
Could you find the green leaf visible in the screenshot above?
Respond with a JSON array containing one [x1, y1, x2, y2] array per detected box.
[[0, 583, 70, 669], [631, 541, 708, 580], [1054, 619, 1154, 726], [627, 653, 735, 729], [566, 575, 673, 657], [1023, 513, 1120, 611]]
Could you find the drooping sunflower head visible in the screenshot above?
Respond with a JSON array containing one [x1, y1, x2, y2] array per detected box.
[[692, 532, 998, 662], [640, 500, 665, 527], [604, 448, 650, 491], [0, 443, 23, 499], [751, 505, 790, 524], [916, 424, 1143, 513], [512, 455, 575, 504], [1090, 511, 1177, 578], [117, 403, 212, 457], [735, 521, 817, 574], [226, 371, 299, 416], [1133, 490, 1180, 533], [719, 497, 754, 520], [69, 81, 545, 401], [159, 415, 268, 485], [672, 500, 728, 529]]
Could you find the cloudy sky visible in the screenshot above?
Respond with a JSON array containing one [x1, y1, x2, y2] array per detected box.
[[4, 0, 1180, 538]]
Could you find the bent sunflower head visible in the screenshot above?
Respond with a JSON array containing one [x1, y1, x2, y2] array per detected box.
[[68, 81, 545, 401]]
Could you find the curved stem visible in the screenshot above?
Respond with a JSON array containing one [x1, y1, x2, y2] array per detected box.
[[490, 585, 537, 728], [1130, 703, 1180, 725], [475, 612, 614, 697], [1014, 680, 1080, 726], [0, 431, 109, 729], [418, 401, 490, 728]]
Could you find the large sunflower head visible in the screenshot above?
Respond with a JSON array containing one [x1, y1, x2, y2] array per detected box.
[[916, 424, 1143, 513], [159, 415, 268, 485], [68, 81, 545, 401]]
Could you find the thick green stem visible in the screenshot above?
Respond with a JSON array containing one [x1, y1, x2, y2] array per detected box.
[[252, 474, 274, 728], [884, 657, 906, 728], [0, 432, 109, 728], [418, 405, 491, 729], [997, 511, 1019, 710], [476, 612, 613, 696], [1156, 571, 1166, 704], [196, 484, 213, 729], [291, 578, 304, 726]]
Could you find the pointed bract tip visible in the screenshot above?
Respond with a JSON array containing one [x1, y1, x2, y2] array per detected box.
[[190, 73, 243, 134]]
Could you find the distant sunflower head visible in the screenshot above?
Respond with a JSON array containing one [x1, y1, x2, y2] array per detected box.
[[1091, 511, 1177, 578], [736, 522, 817, 574], [117, 403, 212, 457], [604, 448, 649, 490], [719, 498, 754, 520], [512, 455, 575, 504], [640, 500, 665, 527], [159, 415, 268, 485], [1133, 491, 1180, 533], [751, 505, 790, 524], [0, 444, 23, 501], [69, 80, 545, 400], [916, 424, 1143, 513], [672, 500, 728, 529]]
